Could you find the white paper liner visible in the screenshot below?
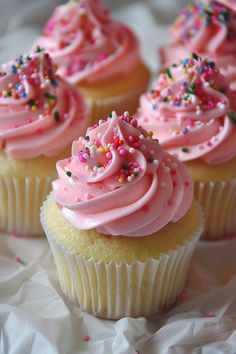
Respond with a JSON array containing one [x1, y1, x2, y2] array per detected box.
[[0, 175, 52, 237], [41, 199, 204, 319], [194, 179, 236, 240], [84, 87, 146, 125]]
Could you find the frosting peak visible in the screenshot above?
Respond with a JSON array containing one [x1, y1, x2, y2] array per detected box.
[[53, 111, 193, 237], [160, 1, 236, 90], [137, 54, 236, 164], [34, 0, 139, 84], [0, 50, 87, 158]]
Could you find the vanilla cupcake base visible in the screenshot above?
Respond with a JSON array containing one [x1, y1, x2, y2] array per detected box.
[[0, 148, 70, 237], [186, 158, 236, 240], [41, 196, 203, 319]]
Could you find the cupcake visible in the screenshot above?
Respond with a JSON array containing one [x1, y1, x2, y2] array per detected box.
[[33, 0, 150, 124], [137, 53, 236, 240], [0, 50, 87, 237], [41, 111, 203, 319], [160, 0, 236, 90]]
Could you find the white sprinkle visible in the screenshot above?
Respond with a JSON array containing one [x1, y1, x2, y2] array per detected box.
[[90, 146, 97, 157], [204, 82, 210, 87], [98, 119, 103, 125], [40, 83, 45, 89], [83, 153, 89, 160], [172, 162, 177, 169], [129, 148, 135, 154], [78, 136, 83, 142], [127, 176, 132, 182], [139, 134, 144, 140], [38, 114, 44, 120], [164, 166, 170, 174], [85, 166, 90, 171], [112, 111, 117, 119], [124, 111, 129, 117], [153, 160, 159, 166]]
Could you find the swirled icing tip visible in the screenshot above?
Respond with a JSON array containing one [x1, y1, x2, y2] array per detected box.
[[138, 52, 236, 164], [203, 0, 236, 12], [153, 53, 230, 115], [171, 1, 233, 44], [34, 0, 139, 84], [53, 110, 193, 236], [0, 48, 87, 158], [0, 48, 58, 111]]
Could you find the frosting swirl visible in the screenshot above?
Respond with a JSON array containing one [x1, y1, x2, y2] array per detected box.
[[160, 1, 236, 90], [0, 50, 87, 159], [34, 0, 139, 85], [52, 112, 193, 237], [137, 54, 236, 164]]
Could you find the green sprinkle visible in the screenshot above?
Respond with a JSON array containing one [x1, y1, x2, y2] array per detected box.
[[147, 157, 154, 163], [6, 91, 12, 97], [186, 89, 195, 95], [36, 46, 44, 53], [107, 113, 112, 118], [28, 99, 36, 106], [163, 97, 168, 102], [192, 53, 199, 60], [66, 171, 72, 177], [229, 111, 236, 125], [190, 82, 196, 89], [172, 63, 177, 67], [182, 147, 189, 153], [54, 111, 60, 122], [85, 136, 90, 140], [44, 92, 56, 100], [26, 55, 32, 61], [133, 171, 138, 177], [165, 68, 172, 79]]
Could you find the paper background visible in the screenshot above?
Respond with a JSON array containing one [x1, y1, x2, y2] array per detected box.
[[1, 1, 236, 353]]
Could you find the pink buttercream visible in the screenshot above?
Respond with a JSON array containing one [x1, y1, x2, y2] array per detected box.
[[34, 0, 139, 85], [0, 51, 87, 159], [52, 112, 193, 237], [137, 55, 236, 164], [160, 1, 236, 90]]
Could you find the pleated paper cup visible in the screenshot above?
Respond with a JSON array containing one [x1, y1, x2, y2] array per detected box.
[[0, 175, 52, 237], [84, 87, 146, 126], [41, 198, 204, 319], [194, 179, 236, 240]]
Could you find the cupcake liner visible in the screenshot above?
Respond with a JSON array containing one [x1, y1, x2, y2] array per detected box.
[[41, 199, 204, 319], [85, 87, 146, 125], [194, 179, 236, 240], [0, 175, 52, 237]]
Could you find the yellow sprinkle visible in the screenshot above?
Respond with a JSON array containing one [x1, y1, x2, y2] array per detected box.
[[100, 147, 105, 153], [118, 177, 124, 183], [105, 147, 110, 152], [147, 131, 153, 137], [31, 105, 37, 111], [15, 63, 20, 68]]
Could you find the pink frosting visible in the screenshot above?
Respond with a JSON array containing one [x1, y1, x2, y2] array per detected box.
[[0, 50, 87, 159], [34, 0, 139, 85], [137, 54, 236, 164], [52, 112, 193, 237], [160, 1, 236, 90]]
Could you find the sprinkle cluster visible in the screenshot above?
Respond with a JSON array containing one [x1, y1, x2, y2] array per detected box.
[[151, 54, 227, 112], [0, 50, 65, 125], [172, 1, 235, 43], [66, 112, 159, 184]]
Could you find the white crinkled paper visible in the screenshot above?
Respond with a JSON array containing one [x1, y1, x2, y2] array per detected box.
[[1, 0, 236, 353]]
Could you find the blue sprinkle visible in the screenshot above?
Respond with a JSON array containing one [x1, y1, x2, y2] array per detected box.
[[182, 127, 189, 134], [18, 58, 23, 65], [152, 103, 157, 110], [20, 92, 26, 98], [51, 79, 58, 88], [10, 65, 17, 74], [182, 58, 189, 66], [175, 102, 180, 107], [182, 81, 187, 87], [15, 83, 21, 90]]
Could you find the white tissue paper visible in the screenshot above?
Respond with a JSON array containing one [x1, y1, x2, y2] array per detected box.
[[1, 1, 236, 353]]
